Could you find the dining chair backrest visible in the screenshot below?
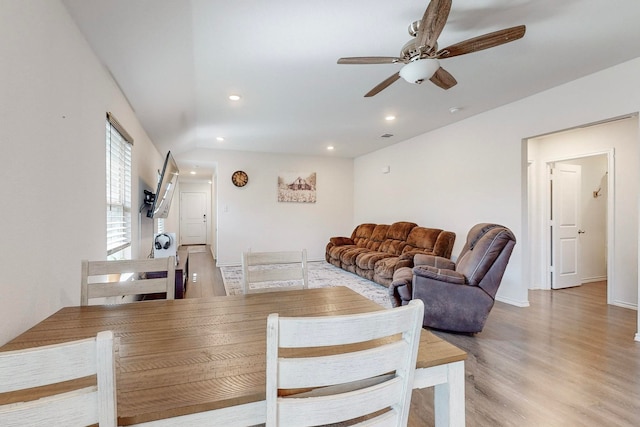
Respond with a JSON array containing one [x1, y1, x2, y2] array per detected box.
[[265, 299, 425, 426], [241, 249, 308, 294], [81, 257, 176, 305], [0, 331, 117, 426]]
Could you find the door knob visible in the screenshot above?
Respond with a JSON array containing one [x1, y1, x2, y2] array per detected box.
[[578, 229, 586, 234]]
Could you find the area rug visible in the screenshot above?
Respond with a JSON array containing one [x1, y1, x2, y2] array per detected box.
[[220, 261, 392, 309]]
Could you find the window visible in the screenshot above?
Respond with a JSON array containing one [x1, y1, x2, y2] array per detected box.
[[106, 113, 133, 259]]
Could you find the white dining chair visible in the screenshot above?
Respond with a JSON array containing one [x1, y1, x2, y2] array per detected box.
[[241, 249, 308, 294], [126, 401, 266, 427], [0, 330, 117, 426], [81, 256, 176, 305], [265, 299, 425, 426]]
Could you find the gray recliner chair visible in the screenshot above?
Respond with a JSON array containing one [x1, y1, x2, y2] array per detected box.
[[389, 223, 516, 333]]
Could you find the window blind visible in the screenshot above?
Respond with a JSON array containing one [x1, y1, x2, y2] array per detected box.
[[106, 113, 133, 256]]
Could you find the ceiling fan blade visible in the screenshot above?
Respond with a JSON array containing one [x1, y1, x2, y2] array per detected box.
[[364, 72, 401, 97], [429, 67, 457, 90], [416, 0, 452, 51], [436, 25, 526, 59], [338, 57, 403, 65]]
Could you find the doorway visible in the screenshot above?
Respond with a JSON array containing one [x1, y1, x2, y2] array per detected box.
[[178, 182, 213, 247], [180, 191, 207, 245], [527, 119, 625, 306], [548, 155, 609, 291]]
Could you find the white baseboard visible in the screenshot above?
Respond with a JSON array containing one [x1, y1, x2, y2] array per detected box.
[[611, 300, 637, 310], [495, 295, 530, 307], [581, 276, 607, 283]]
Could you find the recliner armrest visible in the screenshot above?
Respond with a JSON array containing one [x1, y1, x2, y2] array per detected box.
[[329, 236, 354, 246], [413, 265, 466, 285], [413, 254, 456, 270]]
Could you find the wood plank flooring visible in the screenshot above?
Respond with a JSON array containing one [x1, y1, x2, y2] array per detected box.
[[184, 247, 640, 426], [182, 246, 226, 298]]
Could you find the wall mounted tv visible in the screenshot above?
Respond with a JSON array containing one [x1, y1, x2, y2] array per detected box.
[[147, 151, 179, 218]]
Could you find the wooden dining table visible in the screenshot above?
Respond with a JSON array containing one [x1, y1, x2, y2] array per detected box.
[[0, 286, 466, 426]]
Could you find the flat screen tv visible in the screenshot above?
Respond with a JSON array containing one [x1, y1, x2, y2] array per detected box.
[[147, 151, 179, 218]]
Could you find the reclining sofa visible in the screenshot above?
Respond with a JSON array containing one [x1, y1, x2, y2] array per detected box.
[[325, 221, 456, 287]]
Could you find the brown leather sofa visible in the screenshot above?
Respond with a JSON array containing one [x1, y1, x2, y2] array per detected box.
[[389, 223, 516, 333], [325, 221, 456, 287]]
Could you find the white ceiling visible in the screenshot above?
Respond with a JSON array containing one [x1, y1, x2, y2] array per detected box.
[[62, 0, 640, 173]]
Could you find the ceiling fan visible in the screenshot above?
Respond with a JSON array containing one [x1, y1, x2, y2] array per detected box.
[[337, 0, 526, 97]]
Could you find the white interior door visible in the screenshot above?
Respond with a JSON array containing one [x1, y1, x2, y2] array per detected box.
[[551, 163, 582, 289], [180, 192, 207, 245]]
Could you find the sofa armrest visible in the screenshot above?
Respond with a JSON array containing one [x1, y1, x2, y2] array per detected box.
[[413, 253, 456, 270], [330, 236, 354, 246], [389, 266, 414, 307], [413, 265, 466, 285]]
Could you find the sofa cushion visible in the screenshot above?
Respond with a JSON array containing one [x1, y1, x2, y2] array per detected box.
[[328, 244, 355, 262], [378, 221, 416, 255], [340, 224, 389, 266], [352, 223, 377, 247], [400, 227, 456, 260], [326, 224, 375, 263], [403, 226, 442, 253], [340, 247, 371, 266], [364, 224, 390, 250], [386, 221, 417, 240], [373, 256, 403, 280], [356, 251, 394, 270]]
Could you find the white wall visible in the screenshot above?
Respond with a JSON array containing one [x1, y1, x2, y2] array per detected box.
[[0, 1, 162, 345], [177, 148, 354, 265], [354, 58, 640, 314]]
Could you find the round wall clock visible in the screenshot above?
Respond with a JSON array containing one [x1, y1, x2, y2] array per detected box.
[[231, 170, 249, 187]]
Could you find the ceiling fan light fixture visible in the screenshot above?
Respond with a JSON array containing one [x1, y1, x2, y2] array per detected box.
[[399, 59, 440, 84]]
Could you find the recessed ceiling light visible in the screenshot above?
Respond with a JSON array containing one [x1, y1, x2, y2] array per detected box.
[[229, 95, 241, 101], [190, 171, 196, 175], [216, 136, 224, 142], [385, 115, 396, 121], [327, 146, 335, 151]]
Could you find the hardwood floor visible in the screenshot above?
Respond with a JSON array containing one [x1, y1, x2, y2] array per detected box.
[[182, 245, 226, 298], [417, 282, 640, 426], [184, 248, 640, 426]]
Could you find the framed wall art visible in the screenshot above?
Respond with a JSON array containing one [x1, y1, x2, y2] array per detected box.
[[277, 172, 316, 203]]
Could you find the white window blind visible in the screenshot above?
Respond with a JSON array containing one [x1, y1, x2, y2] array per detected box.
[[106, 113, 133, 256]]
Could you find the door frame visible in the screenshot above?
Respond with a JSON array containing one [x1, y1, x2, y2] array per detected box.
[[179, 191, 208, 245], [178, 182, 213, 247], [539, 149, 614, 303]]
